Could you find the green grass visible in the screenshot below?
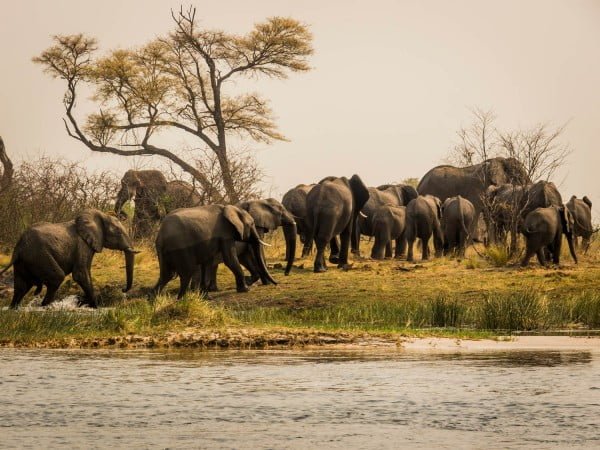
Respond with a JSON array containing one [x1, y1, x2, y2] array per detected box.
[[1, 234, 600, 346]]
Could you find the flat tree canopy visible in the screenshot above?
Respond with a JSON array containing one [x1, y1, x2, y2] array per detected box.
[[34, 7, 313, 203]]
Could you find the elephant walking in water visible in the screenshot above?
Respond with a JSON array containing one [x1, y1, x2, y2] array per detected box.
[[115, 169, 201, 238], [0, 209, 138, 308]]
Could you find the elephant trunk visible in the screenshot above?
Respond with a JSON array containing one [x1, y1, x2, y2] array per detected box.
[[282, 220, 297, 276], [114, 187, 131, 218], [566, 233, 578, 264], [251, 228, 277, 285], [122, 249, 136, 292]]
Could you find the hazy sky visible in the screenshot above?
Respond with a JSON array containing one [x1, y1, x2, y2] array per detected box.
[[1, 0, 599, 218]]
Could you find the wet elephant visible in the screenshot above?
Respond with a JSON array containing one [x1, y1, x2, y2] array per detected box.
[[0, 209, 138, 308]]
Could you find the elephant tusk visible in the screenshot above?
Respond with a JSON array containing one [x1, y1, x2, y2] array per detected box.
[[259, 239, 272, 247], [359, 211, 368, 218], [126, 248, 142, 254]]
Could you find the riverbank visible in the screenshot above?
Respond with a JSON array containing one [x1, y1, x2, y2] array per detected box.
[[1, 240, 599, 348]]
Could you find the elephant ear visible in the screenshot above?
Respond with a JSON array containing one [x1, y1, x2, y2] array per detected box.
[[349, 174, 370, 213], [76, 209, 104, 253], [502, 157, 530, 185], [558, 206, 572, 236], [223, 205, 252, 240], [399, 184, 418, 205], [239, 200, 280, 232], [583, 196, 592, 210]]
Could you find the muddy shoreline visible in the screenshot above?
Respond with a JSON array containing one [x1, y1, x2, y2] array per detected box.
[[2, 328, 599, 352]]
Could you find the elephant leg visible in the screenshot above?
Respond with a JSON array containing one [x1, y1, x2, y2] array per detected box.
[[394, 237, 406, 259], [422, 236, 430, 260], [190, 265, 203, 292], [205, 264, 219, 292], [10, 273, 34, 309], [552, 236, 562, 265], [177, 273, 192, 299], [313, 237, 328, 273], [73, 269, 97, 308], [329, 237, 340, 264], [407, 238, 415, 262], [301, 237, 313, 258], [385, 242, 393, 259], [536, 249, 547, 267], [41, 281, 63, 307], [240, 251, 261, 286], [337, 227, 351, 267], [221, 243, 248, 292], [153, 264, 175, 296]]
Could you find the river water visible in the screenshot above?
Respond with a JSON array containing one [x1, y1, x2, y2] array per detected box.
[[1, 348, 599, 449]]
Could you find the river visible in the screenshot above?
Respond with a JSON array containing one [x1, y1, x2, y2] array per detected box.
[[1, 348, 599, 449]]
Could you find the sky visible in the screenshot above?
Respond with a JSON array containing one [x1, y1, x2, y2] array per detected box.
[[1, 0, 599, 219]]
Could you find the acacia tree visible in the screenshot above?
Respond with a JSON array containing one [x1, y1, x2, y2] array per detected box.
[[34, 7, 313, 203]]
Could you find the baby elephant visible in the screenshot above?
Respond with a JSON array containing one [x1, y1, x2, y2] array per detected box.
[[405, 195, 444, 262], [370, 205, 406, 260], [521, 205, 577, 267], [0, 209, 138, 308], [441, 195, 475, 257]]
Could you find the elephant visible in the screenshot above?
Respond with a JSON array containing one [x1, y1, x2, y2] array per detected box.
[[417, 157, 530, 240], [521, 205, 577, 267], [566, 196, 593, 253], [153, 204, 276, 298], [305, 175, 370, 272], [405, 195, 444, 262], [114, 169, 201, 238], [370, 205, 407, 260], [201, 198, 297, 291], [352, 184, 418, 256], [485, 181, 563, 244], [440, 196, 476, 257], [281, 184, 315, 257], [0, 209, 138, 308]]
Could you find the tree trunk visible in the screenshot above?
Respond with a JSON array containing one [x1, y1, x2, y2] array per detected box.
[[215, 149, 239, 204], [0, 136, 14, 193]]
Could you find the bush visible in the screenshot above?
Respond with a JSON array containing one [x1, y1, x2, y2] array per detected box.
[[0, 157, 119, 247]]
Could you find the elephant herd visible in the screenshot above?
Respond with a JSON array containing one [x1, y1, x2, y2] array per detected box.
[[0, 157, 595, 309]]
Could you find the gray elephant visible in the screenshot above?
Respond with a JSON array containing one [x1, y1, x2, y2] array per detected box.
[[370, 205, 407, 260], [566, 196, 593, 253], [486, 181, 563, 244], [281, 183, 315, 257], [521, 205, 577, 267], [305, 175, 370, 272], [114, 169, 201, 238], [405, 195, 444, 262], [201, 198, 297, 291], [441, 196, 476, 257], [154, 204, 276, 298], [0, 209, 138, 308], [418, 157, 530, 240], [352, 184, 418, 256]]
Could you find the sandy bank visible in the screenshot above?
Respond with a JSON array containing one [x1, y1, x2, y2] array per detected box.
[[1, 328, 599, 352]]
